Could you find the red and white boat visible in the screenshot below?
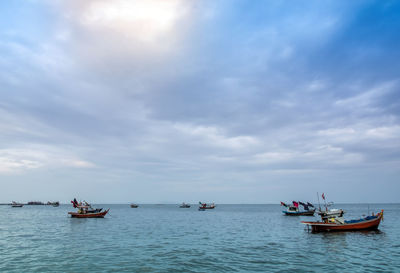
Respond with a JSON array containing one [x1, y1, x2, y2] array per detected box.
[[198, 202, 215, 210], [68, 198, 109, 218], [68, 209, 109, 218]]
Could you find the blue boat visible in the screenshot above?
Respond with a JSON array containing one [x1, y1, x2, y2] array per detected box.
[[281, 201, 315, 216]]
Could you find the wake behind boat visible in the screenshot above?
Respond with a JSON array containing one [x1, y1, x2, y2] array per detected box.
[[281, 201, 315, 216]]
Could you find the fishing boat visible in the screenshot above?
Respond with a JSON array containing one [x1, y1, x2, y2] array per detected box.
[[130, 204, 139, 208], [69, 198, 108, 218], [68, 209, 109, 218], [318, 208, 345, 219], [281, 201, 315, 216], [27, 201, 44, 205], [316, 193, 345, 220], [179, 202, 190, 208], [302, 210, 383, 232], [47, 201, 60, 207], [11, 201, 23, 207], [198, 202, 215, 211]]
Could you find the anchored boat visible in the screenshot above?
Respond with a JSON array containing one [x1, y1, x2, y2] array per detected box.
[[302, 210, 383, 232], [179, 202, 190, 208], [130, 204, 139, 208], [68, 209, 109, 218], [69, 198, 108, 218], [11, 201, 23, 208], [198, 202, 215, 211], [281, 201, 315, 216], [47, 201, 60, 207]]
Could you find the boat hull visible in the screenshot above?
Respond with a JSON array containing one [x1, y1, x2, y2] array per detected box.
[[302, 211, 383, 232], [283, 210, 315, 216], [198, 207, 215, 211], [68, 209, 109, 218]]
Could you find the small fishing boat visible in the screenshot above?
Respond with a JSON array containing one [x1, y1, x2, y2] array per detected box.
[[198, 202, 215, 210], [281, 201, 315, 216], [302, 210, 384, 232], [69, 198, 107, 218], [315, 193, 345, 220], [318, 208, 345, 219], [130, 204, 139, 208], [179, 202, 190, 208], [11, 201, 23, 207], [68, 209, 109, 218], [27, 201, 44, 205], [47, 201, 60, 207]]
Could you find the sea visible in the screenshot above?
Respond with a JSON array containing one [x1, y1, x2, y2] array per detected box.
[[1, 204, 399, 272]]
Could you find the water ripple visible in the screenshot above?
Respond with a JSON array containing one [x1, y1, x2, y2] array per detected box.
[[0, 204, 399, 272]]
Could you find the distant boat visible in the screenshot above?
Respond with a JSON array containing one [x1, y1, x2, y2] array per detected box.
[[281, 201, 315, 216], [27, 201, 44, 205], [198, 202, 215, 211], [302, 210, 384, 232], [179, 202, 190, 208], [47, 201, 59, 207], [11, 201, 23, 208], [130, 204, 139, 208]]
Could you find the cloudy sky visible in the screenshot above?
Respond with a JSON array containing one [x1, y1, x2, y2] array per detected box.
[[1, 0, 399, 203]]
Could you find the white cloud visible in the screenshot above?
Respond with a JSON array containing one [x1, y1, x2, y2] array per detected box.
[[335, 81, 397, 109], [173, 123, 259, 150], [0, 147, 95, 174]]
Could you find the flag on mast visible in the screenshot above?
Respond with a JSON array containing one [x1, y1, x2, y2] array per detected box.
[[322, 193, 325, 200]]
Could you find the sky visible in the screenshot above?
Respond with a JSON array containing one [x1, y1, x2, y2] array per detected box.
[[0, 0, 399, 204]]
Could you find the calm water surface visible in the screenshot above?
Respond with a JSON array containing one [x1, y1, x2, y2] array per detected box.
[[1, 204, 399, 272]]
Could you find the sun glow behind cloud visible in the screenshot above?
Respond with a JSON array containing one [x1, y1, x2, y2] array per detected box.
[[79, 0, 186, 42]]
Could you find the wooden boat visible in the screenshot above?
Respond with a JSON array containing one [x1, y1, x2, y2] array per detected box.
[[11, 201, 23, 207], [281, 201, 315, 216], [318, 208, 345, 219], [68, 209, 109, 218], [302, 210, 383, 232], [283, 208, 315, 216], [69, 198, 105, 217], [130, 204, 139, 208], [47, 201, 60, 207], [198, 202, 215, 210], [27, 201, 44, 205], [179, 202, 190, 208]]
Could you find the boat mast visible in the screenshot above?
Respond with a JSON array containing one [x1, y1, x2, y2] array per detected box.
[[317, 192, 321, 212]]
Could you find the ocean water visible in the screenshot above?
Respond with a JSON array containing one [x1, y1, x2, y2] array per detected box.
[[1, 204, 399, 272]]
